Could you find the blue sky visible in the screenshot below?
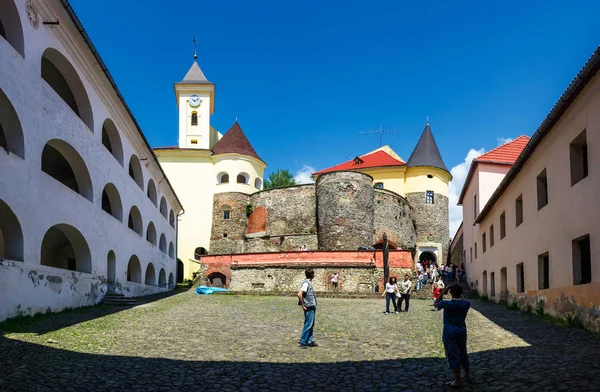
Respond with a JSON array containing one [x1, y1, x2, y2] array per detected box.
[[70, 0, 598, 234]]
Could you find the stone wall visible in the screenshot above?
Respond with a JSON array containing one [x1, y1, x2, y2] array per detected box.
[[243, 234, 318, 253], [249, 185, 316, 236], [229, 266, 415, 293], [406, 192, 450, 260], [449, 231, 463, 266], [210, 192, 250, 254], [316, 171, 374, 250], [373, 189, 416, 250]]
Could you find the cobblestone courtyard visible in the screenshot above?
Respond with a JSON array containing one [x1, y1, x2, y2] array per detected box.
[[1, 290, 599, 392]]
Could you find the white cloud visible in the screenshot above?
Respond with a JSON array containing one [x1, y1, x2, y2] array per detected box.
[[294, 165, 316, 184], [497, 137, 514, 146], [448, 148, 485, 238]]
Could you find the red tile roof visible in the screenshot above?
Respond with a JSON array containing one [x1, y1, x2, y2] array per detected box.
[[474, 136, 531, 165], [212, 121, 264, 163], [314, 150, 405, 175], [457, 135, 530, 204]]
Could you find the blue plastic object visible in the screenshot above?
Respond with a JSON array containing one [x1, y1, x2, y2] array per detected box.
[[195, 286, 230, 295]]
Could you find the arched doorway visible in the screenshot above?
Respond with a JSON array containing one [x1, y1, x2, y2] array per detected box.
[[176, 259, 184, 283], [107, 251, 116, 293], [145, 263, 156, 286], [207, 272, 226, 287], [194, 247, 207, 260], [158, 268, 166, 288], [419, 251, 437, 265], [168, 272, 174, 288], [127, 255, 142, 283]]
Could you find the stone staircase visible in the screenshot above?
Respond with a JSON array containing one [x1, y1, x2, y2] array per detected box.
[[101, 293, 141, 306]]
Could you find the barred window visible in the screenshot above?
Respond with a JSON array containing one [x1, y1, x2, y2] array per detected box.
[[426, 190, 434, 204], [223, 210, 230, 220]]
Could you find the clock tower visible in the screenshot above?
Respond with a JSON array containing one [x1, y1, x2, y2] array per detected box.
[[174, 60, 215, 149]]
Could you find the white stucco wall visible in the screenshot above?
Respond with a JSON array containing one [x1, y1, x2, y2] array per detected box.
[[0, 0, 181, 321], [463, 70, 600, 329]]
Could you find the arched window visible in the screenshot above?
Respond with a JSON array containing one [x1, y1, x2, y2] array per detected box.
[[159, 234, 167, 254], [41, 139, 93, 202], [128, 154, 144, 190], [128, 206, 143, 236], [169, 210, 175, 227], [158, 268, 167, 287], [41, 224, 92, 273], [191, 111, 198, 126], [147, 179, 158, 206], [101, 183, 123, 222], [160, 197, 168, 219], [254, 178, 263, 189], [218, 173, 229, 184], [145, 263, 157, 286], [146, 222, 157, 245], [237, 173, 249, 184], [0, 1, 25, 57], [169, 242, 175, 258], [41, 48, 93, 130], [0, 198, 24, 261], [101, 119, 124, 166], [0, 87, 25, 158], [127, 255, 142, 283]]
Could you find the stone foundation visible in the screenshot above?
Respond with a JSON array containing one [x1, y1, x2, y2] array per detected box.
[[486, 282, 600, 333]]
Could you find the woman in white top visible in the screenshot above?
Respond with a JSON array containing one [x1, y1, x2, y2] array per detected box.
[[381, 277, 399, 314]]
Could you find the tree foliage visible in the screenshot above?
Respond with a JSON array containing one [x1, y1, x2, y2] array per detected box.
[[264, 169, 296, 189]]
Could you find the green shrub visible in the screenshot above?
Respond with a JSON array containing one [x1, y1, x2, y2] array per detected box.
[[535, 300, 545, 317], [565, 314, 584, 329], [508, 302, 519, 310], [245, 204, 254, 217], [480, 295, 489, 302], [525, 304, 533, 314]]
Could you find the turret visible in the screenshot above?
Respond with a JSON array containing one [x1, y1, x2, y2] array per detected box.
[[404, 122, 452, 265]]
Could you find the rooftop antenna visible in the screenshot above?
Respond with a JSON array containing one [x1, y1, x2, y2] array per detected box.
[[358, 125, 398, 147], [426, 116, 429, 125], [193, 37, 198, 60]]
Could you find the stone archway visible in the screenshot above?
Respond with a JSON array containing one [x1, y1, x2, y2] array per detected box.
[[419, 251, 437, 264], [207, 272, 226, 288], [176, 259, 184, 283]]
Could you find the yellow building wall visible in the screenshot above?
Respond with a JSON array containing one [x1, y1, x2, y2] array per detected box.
[[404, 167, 450, 196], [213, 154, 266, 194], [360, 167, 406, 196], [156, 150, 214, 279], [156, 150, 265, 279]]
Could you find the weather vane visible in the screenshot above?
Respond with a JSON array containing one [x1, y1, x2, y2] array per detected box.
[[193, 37, 197, 60]]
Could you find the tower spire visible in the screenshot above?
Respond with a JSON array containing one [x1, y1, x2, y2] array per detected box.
[[193, 37, 198, 60]]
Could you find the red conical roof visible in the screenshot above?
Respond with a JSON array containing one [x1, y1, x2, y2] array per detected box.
[[212, 122, 264, 163]]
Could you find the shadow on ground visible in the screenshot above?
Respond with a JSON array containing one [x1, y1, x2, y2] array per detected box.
[[0, 286, 192, 336], [1, 291, 600, 391]]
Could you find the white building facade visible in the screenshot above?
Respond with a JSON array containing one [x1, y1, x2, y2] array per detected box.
[[458, 47, 600, 332], [0, 0, 182, 321]]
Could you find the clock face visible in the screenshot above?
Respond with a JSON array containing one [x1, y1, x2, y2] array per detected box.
[[189, 95, 201, 107]]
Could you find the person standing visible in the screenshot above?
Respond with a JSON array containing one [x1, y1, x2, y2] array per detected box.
[[434, 284, 471, 388], [416, 271, 424, 291], [399, 274, 412, 311], [330, 272, 339, 291], [381, 277, 399, 314], [297, 269, 318, 348]]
